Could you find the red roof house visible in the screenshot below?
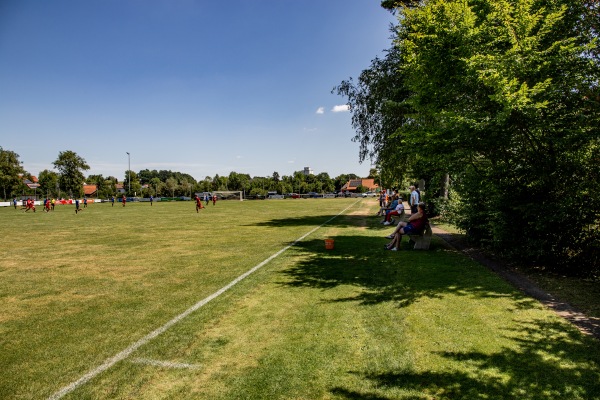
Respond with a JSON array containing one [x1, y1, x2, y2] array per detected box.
[[341, 178, 378, 192]]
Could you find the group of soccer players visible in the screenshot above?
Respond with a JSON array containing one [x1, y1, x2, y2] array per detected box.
[[14, 193, 218, 214], [195, 194, 217, 212]]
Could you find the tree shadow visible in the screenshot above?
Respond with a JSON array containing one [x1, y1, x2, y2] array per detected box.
[[259, 212, 600, 398], [247, 214, 393, 230], [331, 319, 600, 399], [279, 235, 537, 309], [262, 212, 600, 398]]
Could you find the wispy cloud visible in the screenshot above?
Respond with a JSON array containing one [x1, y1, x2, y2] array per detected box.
[[332, 105, 350, 112], [316, 107, 324, 114]]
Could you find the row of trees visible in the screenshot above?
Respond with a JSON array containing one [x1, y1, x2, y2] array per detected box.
[[0, 147, 376, 200], [336, 0, 599, 275], [86, 168, 368, 199], [0, 149, 92, 200]]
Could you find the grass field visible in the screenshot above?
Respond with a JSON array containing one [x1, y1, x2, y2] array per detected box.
[[1, 198, 599, 399]]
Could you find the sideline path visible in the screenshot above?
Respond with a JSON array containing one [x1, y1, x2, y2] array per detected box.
[[431, 225, 600, 339]]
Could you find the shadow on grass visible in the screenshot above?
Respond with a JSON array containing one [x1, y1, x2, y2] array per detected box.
[[248, 213, 388, 230], [280, 235, 535, 309], [331, 318, 600, 399], [280, 234, 600, 399]]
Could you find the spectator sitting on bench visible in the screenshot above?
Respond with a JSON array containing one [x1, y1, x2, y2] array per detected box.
[[383, 197, 404, 225], [384, 202, 428, 251], [378, 194, 400, 224], [375, 193, 392, 216]]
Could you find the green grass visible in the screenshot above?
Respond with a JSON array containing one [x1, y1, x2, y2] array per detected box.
[[1, 199, 599, 399], [517, 269, 600, 320]]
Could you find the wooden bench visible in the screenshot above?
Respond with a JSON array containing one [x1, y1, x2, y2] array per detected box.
[[408, 223, 432, 250]]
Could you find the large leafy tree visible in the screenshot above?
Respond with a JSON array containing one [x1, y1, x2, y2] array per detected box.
[[338, 0, 599, 274], [53, 151, 90, 198], [38, 169, 59, 198], [150, 177, 163, 196], [227, 171, 251, 192], [0, 147, 26, 200], [398, 0, 599, 271], [124, 170, 141, 196], [165, 177, 177, 197]]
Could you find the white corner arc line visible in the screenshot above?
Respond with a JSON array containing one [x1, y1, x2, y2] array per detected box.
[[48, 200, 360, 400]]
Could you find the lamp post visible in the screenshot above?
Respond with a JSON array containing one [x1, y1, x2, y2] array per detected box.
[[126, 152, 130, 195]]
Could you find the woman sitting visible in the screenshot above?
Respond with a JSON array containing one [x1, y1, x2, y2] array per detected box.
[[384, 202, 428, 251]]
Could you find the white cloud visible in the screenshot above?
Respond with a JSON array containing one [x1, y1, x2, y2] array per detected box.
[[331, 105, 350, 112], [316, 107, 325, 114]]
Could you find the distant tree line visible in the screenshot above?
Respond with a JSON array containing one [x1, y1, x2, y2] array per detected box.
[[0, 146, 380, 201]]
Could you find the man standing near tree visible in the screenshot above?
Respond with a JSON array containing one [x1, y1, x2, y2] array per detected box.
[[409, 186, 419, 214]]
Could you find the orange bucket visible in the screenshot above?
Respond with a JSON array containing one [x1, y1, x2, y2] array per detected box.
[[324, 239, 335, 250]]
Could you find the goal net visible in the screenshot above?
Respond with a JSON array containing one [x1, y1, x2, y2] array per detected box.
[[212, 191, 243, 201]]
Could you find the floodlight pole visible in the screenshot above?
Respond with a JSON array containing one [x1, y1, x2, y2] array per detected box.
[[126, 152, 131, 195]]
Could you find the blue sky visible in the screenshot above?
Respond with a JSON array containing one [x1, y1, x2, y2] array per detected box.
[[0, 0, 396, 181]]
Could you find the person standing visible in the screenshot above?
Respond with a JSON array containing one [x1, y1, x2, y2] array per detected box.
[[51, 198, 56, 211], [75, 198, 81, 214], [122, 195, 126, 207], [212, 194, 217, 206], [409, 186, 419, 214], [83, 197, 88, 208], [150, 195, 153, 206], [111, 196, 115, 207], [13, 197, 17, 209]]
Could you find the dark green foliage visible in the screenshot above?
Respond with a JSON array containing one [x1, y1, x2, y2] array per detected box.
[[0, 147, 26, 200], [340, 0, 600, 276], [53, 150, 89, 198]]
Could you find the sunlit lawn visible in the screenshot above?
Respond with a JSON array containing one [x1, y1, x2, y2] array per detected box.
[[1, 199, 599, 399]]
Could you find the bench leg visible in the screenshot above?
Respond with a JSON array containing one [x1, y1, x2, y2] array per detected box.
[[409, 235, 431, 250]]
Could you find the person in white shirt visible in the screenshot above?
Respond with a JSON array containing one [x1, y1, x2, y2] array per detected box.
[[383, 198, 405, 225], [409, 186, 419, 214]]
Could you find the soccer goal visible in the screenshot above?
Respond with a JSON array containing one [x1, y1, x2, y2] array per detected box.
[[213, 191, 243, 201]]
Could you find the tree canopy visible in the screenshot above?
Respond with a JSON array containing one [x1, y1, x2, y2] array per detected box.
[[0, 147, 26, 200], [53, 150, 90, 198], [338, 0, 599, 275]]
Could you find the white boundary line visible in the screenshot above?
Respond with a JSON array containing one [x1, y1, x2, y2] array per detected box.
[[131, 358, 202, 370], [48, 200, 360, 399]]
